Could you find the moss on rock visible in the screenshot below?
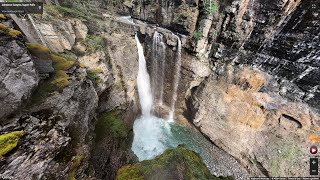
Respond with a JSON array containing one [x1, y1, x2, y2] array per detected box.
[[0, 131, 24, 158], [67, 155, 84, 180], [116, 146, 234, 180], [26, 43, 50, 56], [51, 54, 75, 71], [0, 23, 22, 39], [95, 111, 129, 142], [27, 43, 76, 104], [0, 14, 6, 19]]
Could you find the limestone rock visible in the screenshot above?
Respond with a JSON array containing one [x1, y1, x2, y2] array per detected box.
[[72, 19, 88, 40], [0, 38, 39, 121], [187, 66, 320, 177], [36, 18, 88, 53], [98, 33, 139, 112], [78, 51, 112, 94]]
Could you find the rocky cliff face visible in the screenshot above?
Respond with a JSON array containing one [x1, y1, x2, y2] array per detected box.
[[1, 0, 319, 179], [120, 0, 320, 177], [0, 36, 39, 121], [0, 11, 139, 179]]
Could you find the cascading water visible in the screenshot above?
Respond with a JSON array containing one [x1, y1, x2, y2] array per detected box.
[[151, 31, 166, 105], [169, 35, 182, 120], [136, 34, 153, 116], [132, 32, 247, 177], [132, 33, 185, 161], [132, 34, 172, 161]]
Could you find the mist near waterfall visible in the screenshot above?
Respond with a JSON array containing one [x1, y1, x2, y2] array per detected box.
[[132, 33, 223, 167]]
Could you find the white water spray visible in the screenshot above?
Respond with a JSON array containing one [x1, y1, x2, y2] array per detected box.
[[132, 34, 172, 161], [169, 35, 182, 120], [135, 34, 153, 116], [152, 31, 166, 105]]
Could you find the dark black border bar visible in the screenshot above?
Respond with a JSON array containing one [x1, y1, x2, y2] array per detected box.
[[0, 2, 43, 14]]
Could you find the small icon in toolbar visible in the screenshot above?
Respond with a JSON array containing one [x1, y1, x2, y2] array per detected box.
[[310, 158, 318, 175], [310, 145, 318, 154], [310, 136, 319, 143]]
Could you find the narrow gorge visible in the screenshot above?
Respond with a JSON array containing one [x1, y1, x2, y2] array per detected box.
[[0, 0, 319, 179]]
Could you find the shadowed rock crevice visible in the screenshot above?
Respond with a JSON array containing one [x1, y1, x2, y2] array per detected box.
[[280, 114, 303, 129]]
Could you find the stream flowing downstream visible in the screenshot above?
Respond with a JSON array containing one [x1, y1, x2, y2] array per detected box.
[[132, 33, 249, 179]]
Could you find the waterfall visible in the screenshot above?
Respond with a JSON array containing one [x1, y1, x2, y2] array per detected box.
[[132, 34, 170, 161], [135, 34, 153, 116], [169, 35, 182, 120], [152, 31, 166, 105], [132, 33, 228, 174]]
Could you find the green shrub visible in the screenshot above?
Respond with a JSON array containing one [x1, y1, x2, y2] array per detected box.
[[204, 0, 218, 15], [44, 5, 64, 18], [0, 131, 24, 158], [193, 31, 203, 41], [83, 35, 105, 52], [61, 52, 78, 61], [86, 70, 98, 81], [95, 111, 129, 141], [117, 165, 143, 180]]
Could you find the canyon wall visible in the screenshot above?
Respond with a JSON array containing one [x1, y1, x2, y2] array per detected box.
[[0, 11, 139, 179], [124, 0, 320, 177], [0, 0, 319, 179]]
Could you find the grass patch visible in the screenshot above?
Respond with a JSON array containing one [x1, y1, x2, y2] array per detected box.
[[67, 155, 84, 180], [86, 70, 98, 82], [61, 51, 78, 61], [82, 35, 105, 52], [116, 146, 233, 180], [95, 111, 129, 142], [204, 0, 218, 15], [86, 68, 103, 82], [44, 5, 64, 18], [54, 3, 100, 21], [193, 31, 203, 41], [270, 161, 280, 176], [0, 131, 24, 158], [92, 68, 103, 73], [0, 23, 8, 33], [51, 70, 71, 90]]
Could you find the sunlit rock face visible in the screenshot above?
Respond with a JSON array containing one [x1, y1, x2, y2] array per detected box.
[[187, 65, 320, 177]]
